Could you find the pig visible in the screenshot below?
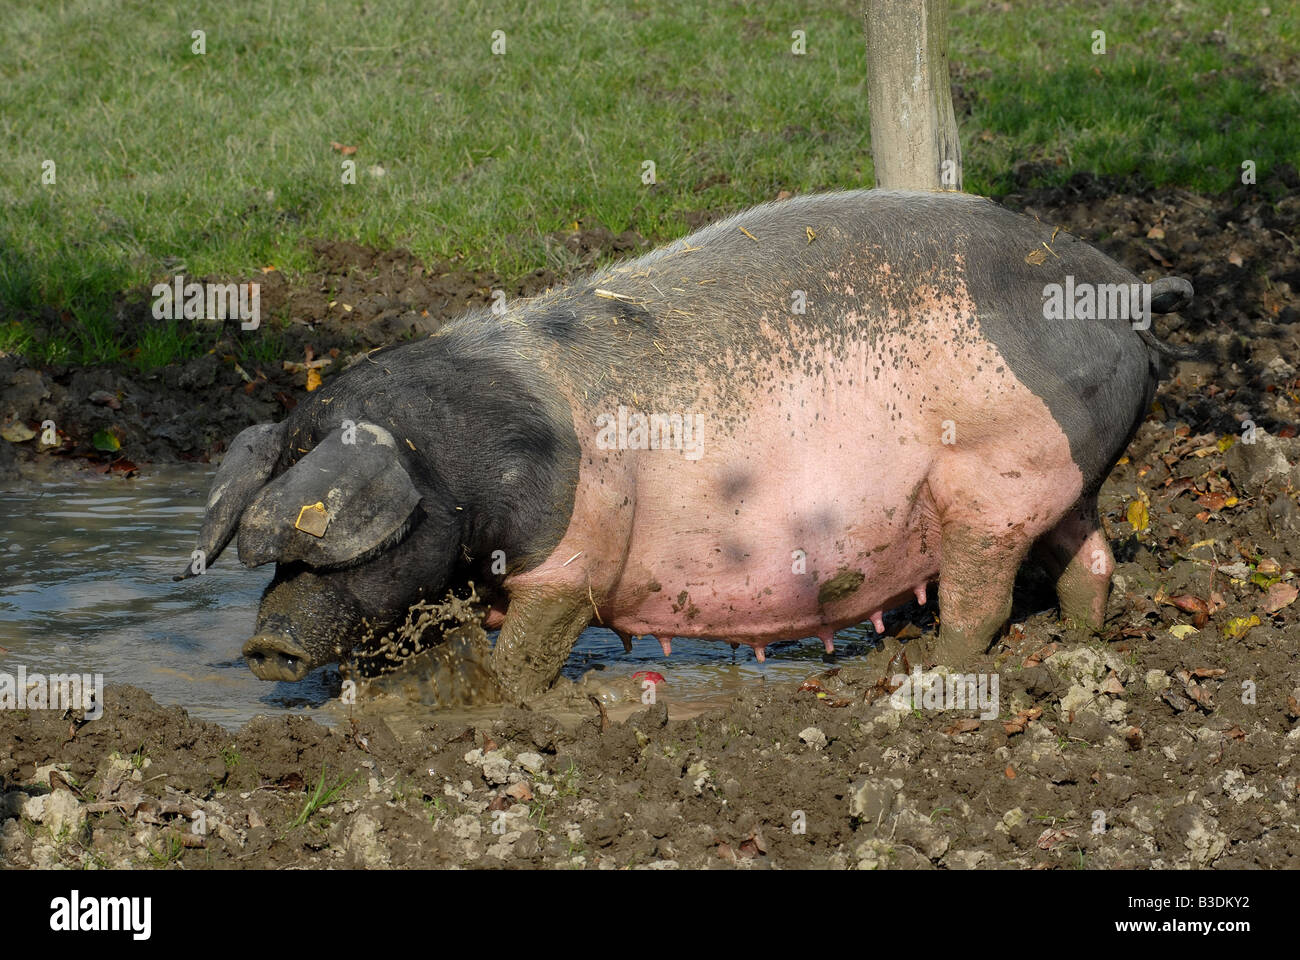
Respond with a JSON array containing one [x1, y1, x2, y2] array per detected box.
[[181, 189, 1193, 697]]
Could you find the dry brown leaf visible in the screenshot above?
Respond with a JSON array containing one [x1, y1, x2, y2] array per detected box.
[[1037, 828, 1077, 850], [1167, 594, 1209, 628], [1263, 581, 1298, 614], [1004, 707, 1043, 735], [1023, 642, 1060, 667]]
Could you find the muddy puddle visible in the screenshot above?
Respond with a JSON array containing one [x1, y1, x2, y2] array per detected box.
[[0, 466, 900, 732]]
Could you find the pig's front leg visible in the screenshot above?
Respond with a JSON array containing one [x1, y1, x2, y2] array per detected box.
[[490, 585, 593, 699]]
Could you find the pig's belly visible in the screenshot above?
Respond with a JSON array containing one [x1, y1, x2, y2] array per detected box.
[[605, 418, 941, 646]]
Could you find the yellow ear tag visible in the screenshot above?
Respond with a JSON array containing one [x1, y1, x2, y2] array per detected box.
[[294, 502, 329, 538]]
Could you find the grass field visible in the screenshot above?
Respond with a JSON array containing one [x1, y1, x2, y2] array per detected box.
[[1, 0, 1296, 365]]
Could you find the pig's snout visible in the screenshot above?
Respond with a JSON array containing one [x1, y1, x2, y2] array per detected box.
[[243, 633, 312, 682]]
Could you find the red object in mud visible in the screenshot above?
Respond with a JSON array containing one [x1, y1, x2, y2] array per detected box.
[[632, 671, 665, 685]]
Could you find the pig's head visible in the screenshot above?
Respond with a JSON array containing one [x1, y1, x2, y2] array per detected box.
[[181, 420, 459, 681]]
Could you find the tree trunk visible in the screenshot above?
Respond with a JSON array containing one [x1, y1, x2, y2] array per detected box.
[[863, 0, 962, 192]]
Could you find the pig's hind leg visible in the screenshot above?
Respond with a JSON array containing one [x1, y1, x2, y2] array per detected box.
[[490, 585, 593, 699], [1032, 496, 1112, 634]]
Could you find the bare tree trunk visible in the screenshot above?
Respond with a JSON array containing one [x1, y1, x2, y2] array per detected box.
[[863, 0, 962, 192]]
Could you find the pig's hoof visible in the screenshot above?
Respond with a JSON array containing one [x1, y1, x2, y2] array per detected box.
[[243, 633, 312, 682]]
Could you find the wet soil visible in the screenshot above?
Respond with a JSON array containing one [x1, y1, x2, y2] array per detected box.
[[2, 172, 1299, 869]]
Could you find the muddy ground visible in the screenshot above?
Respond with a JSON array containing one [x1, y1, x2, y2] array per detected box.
[[2, 170, 1300, 869]]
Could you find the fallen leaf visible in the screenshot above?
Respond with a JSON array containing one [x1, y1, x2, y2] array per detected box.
[[1126, 499, 1149, 532], [1169, 624, 1199, 639], [306, 368, 322, 392], [1263, 582, 1298, 614], [1161, 688, 1194, 713], [1003, 707, 1043, 735], [1037, 827, 1077, 850], [943, 718, 981, 736], [330, 141, 358, 155], [1125, 727, 1143, 750], [738, 830, 767, 858], [1174, 670, 1216, 711], [2, 421, 36, 443], [1167, 594, 1209, 628], [1023, 642, 1060, 667], [92, 429, 121, 453], [1222, 615, 1260, 640], [1197, 492, 1228, 512]]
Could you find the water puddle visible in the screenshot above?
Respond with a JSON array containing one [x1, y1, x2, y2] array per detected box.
[[1, 466, 903, 730]]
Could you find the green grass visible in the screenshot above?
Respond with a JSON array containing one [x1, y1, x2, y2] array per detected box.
[[143, 833, 185, 866], [290, 765, 354, 828], [1, 0, 1296, 366]]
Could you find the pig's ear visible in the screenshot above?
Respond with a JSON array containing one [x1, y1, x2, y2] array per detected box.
[[177, 422, 287, 580], [236, 422, 421, 569]]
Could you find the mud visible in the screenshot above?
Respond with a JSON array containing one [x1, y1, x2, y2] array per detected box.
[[3, 174, 1300, 868]]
